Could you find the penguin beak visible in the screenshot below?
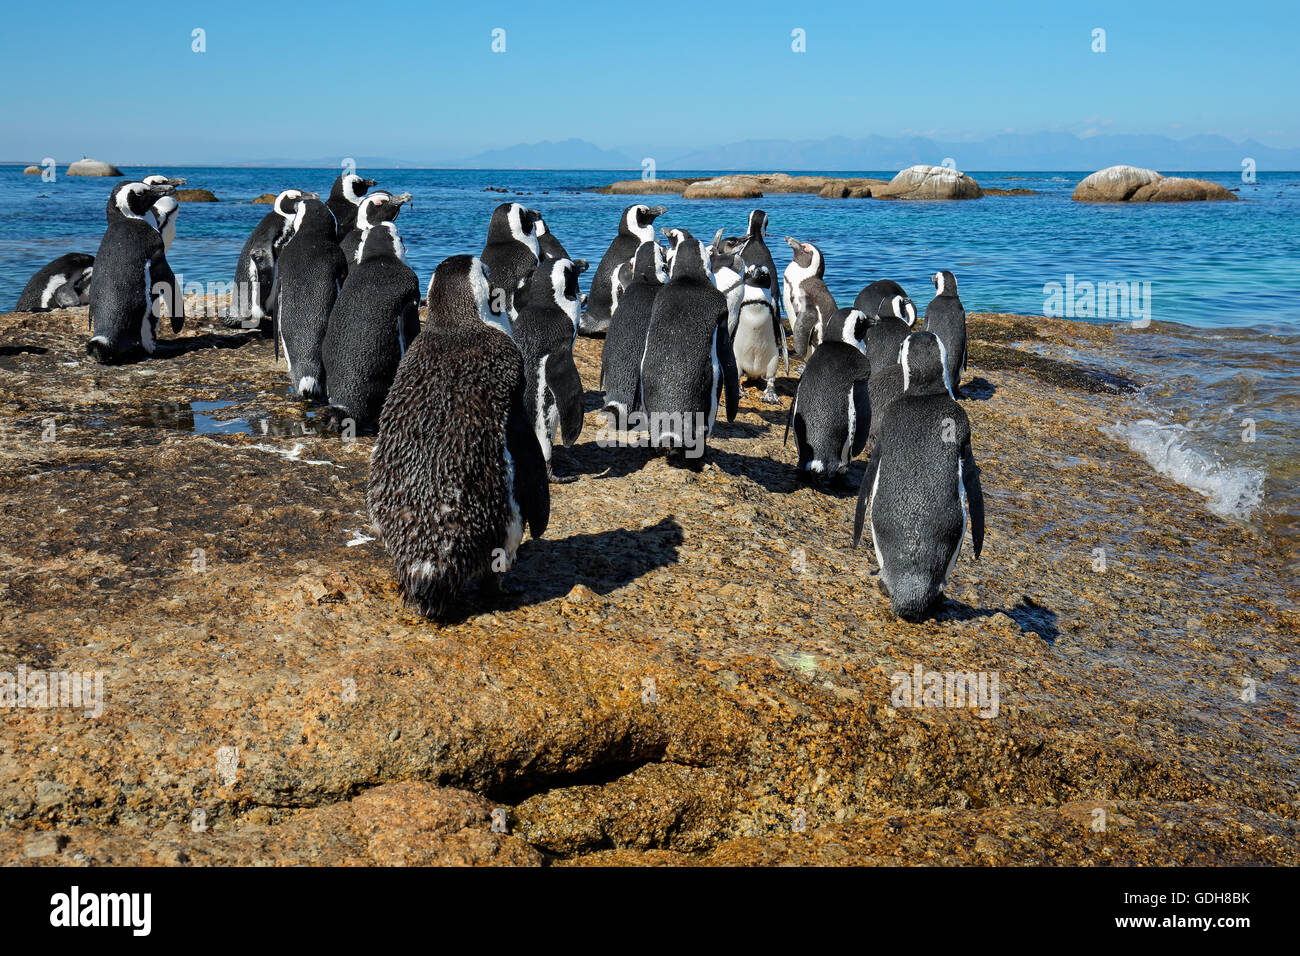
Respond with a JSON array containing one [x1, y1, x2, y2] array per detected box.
[[647, 206, 667, 219], [164, 177, 187, 187], [145, 183, 175, 202], [303, 191, 320, 200], [361, 178, 378, 189], [784, 236, 802, 250], [391, 192, 413, 207]]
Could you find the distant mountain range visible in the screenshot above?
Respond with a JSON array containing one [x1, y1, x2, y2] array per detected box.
[[48, 132, 1298, 172]]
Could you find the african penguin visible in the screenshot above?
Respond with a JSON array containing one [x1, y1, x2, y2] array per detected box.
[[600, 240, 667, 424], [512, 257, 589, 482], [863, 292, 918, 375], [16, 253, 95, 312], [733, 263, 787, 403], [709, 230, 748, 335], [738, 210, 782, 327], [852, 330, 985, 622], [783, 237, 838, 359], [480, 202, 540, 322], [639, 238, 740, 468], [924, 270, 968, 392], [534, 213, 570, 260], [326, 173, 378, 239], [854, 279, 914, 322], [86, 181, 184, 364], [149, 195, 179, 253], [367, 254, 550, 620], [269, 198, 348, 401], [319, 222, 420, 433], [339, 190, 412, 264], [227, 188, 314, 328], [785, 309, 871, 487], [582, 203, 666, 336]]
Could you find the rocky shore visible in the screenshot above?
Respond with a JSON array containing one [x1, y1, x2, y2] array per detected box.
[[599, 166, 985, 200], [0, 304, 1296, 866]]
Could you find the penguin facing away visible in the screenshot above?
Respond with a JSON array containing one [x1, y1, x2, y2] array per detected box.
[[512, 257, 590, 481], [269, 198, 348, 400], [785, 308, 871, 487], [339, 190, 412, 264], [227, 188, 314, 328], [326, 173, 378, 239], [319, 222, 421, 433], [534, 213, 570, 260], [480, 202, 540, 321], [783, 236, 838, 359], [582, 203, 667, 336], [733, 263, 787, 403], [924, 270, 968, 392], [367, 253, 549, 620], [16, 253, 95, 312], [86, 180, 185, 364], [853, 330, 985, 622], [863, 292, 918, 375], [601, 240, 667, 422], [854, 279, 914, 321], [639, 238, 740, 467]]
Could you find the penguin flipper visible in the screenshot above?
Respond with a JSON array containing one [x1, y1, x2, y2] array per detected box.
[[853, 444, 882, 549], [783, 391, 796, 447], [401, 299, 421, 350], [546, 350, 586, 448], [505, 391, 551, 540], [717, 319, 740, 423], [793, 312, 811, 359], [962, 440, 985, 560], [152, 253, 184, 334], [769, 300, 789, 376], [850, 376, 871, 458]]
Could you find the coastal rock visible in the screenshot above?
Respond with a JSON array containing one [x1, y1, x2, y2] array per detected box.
[[597, 178, 698, 195], [599, 174, 889, 199], [872, 164, 984, 200], [982, 187, 1036, 196], [65, 158, 123, 177], [251, 193, 278, 204], [175, 189, 219, 202], [817, 178, 883, 199], [682, 176, 764, 199], [1072, 165, 1237, 202], [22, 165, 41, 175]]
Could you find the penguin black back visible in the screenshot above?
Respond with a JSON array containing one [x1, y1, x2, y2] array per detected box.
[[16, 253, 95, 312], [480, 202, 540, 319], [339, 190, 412, 264], [786, 309, 871, 486], [326, 173, 378, 239], [601, 240, 667, 419], [924, 270, 968, 392]]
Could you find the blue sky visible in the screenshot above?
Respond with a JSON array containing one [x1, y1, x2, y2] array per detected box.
[[3, 0, 1297, 163]]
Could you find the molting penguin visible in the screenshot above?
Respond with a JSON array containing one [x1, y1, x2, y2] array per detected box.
[[783, 237, 837, 359], [226, 188, 314, 328], [853, 331, 985, 621], [86, 181, 184, 364], [512, 257, 589, 481], [600, 240, 667, 423], [924, 270, 968, 392], [326, 173, 378, 239], [366, 254, 549, 620], [582, 203, 666, 336], [785, 309, 870, 487], [480, 202, 540, 322], [339, 190, 412, 264], [732, 262, 787, 402], [16, 253, 95, 312], [269, 197, 348, 400], [319, 222, 420, 433], [639, 238, 740, 468]]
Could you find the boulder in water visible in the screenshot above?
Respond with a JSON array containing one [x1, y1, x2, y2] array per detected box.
[[66, 158, 123, 177]]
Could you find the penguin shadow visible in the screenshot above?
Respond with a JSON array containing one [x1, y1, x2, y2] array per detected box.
[[499, 515, 685, 609], [0, 344, 48, 357], [563, 436, 657, 481], [958, 377, 996, 401], [936, 595, 1061, 644], [154, 330, 261, 358]]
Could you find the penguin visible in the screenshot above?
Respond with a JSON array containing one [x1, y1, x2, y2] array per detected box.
[[853, 330, 985, 622], [639, 238, 740, 467], [366, 253, 550, 620], [600, 240, 666, 423], [783, 237, 838, 359], [512, 257, 589, 481], [732, 262, 787, 403], [15, 253, 94, 312], [866, 362, 905, 448], [268, 198, 348, 400], [86, 180, 184, 364], [737, 210, 782, 327], [339, 190, 412, 264], [319, 222, 420, 433], [480, 202, 540, 321], [149, 195, 179, 253], [326, 173, 378, 239], [226, 188, 313, 328], [863, 292, 918, 375], [785, 309, 871, 486], [854, 279, 913, 321], [534, 213, 570, 260], [581, 203, 667, 336], [709, 230, 748, 334], [924, 270, 968, 392]]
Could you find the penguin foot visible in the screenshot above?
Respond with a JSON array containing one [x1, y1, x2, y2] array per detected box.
[[761, 384, 780, 404], [481, 572, 523, 599], [547, 462, 578, 484]]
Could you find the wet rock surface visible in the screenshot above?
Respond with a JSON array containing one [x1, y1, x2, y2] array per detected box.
[[1073, 165, 1238, 202], [0, 304, 1296, 866]]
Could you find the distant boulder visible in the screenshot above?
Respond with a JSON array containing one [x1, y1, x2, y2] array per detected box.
[[682, 175, 764, 199], [175, 188, 218, 202], [598, 178, 698, 195], [817, 178, 883, 198], [66, 158, 123, 177], [872, 165, 983, 200], [22, 165, 41, 175], [1072, 165, 1237, 202], [251, 193, 278, 204]]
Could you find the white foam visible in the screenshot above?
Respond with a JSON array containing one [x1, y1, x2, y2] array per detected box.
[[1101, 419, 1265, 521]]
